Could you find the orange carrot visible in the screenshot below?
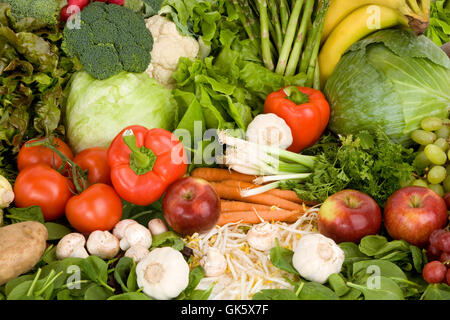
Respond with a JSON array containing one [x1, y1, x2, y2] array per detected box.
[[191, 168, 257, 183], [221, 200, 276, 212], [221, 180, 309, 204], [217, 210, 302, 226], [210, 182, 303, 211]]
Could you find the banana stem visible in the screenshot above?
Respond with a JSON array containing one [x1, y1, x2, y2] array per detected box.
[[407, 0, 421, 14]]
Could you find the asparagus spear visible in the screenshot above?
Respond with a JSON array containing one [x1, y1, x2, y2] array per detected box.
[[279, 0, 290, 35], [284, 0, 314, 76], [313, 59, 321, 90], [275, 0, 305, 75], [258, 0, 275, 71], [268, 0, 284, 51], [242, 0, 261, 38], [299, 0, 329, 75], [233, 0, 257, 41]]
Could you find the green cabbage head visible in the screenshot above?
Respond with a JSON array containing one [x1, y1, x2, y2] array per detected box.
[[325, 29, 450, 146], [65, 71, 177, 153]]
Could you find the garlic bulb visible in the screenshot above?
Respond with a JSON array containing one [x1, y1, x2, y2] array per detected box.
[[292, 233, 344, 284]]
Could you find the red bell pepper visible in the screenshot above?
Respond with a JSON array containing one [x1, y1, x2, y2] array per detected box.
[[264, 86, 330, 153], [107, 125, 188, 206]]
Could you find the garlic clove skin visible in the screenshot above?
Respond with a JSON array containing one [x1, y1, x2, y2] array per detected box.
[[148, 218, 168, 236], [199, 247, 227, 277], [245, 113, 293, 150], [86, 230, 120, 260], [56, 233, 89, 260], [246, 223, 279, 252], [113, 219, 138, 240], [120, 223, 152, 251], [292, 233, 345, 284], [136, 247, 189, 300], [125, 245, 150, 263]]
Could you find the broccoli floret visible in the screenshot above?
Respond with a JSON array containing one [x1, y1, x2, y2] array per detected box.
[[63, 2, 153, 80], [4, 0, 60, 26]]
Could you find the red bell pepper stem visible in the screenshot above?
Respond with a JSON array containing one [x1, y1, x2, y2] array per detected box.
[[283, 86, 310, 105], [122, 129, 156, 175]]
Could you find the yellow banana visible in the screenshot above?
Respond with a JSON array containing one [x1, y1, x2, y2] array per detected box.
[[321, 0, 430, 43], [319, 5, 409, 86]]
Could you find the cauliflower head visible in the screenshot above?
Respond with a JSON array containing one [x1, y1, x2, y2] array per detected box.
[[145, 15, 199, 88]]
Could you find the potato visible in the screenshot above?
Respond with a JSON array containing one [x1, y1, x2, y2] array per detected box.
[[0, 221, 48, 285]]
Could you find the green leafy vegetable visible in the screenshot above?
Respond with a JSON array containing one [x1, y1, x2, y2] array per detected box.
[[425, 0, 450, 46], [5, 206, 44, 224], [43, 222, 72, 241], [283, 130, 415, 205], [325, 29, 450, 147], [113, 257, 138, 293], [151, 231, 185, 251], [65, 70, 177, 153], [63, 2, 153, 80], [269, 239, 298, 275], [252, 289, 299, 300], [347, 276, 404, 300]]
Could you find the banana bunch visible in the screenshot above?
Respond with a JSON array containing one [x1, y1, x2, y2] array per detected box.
[[319, 0, 431, 85]]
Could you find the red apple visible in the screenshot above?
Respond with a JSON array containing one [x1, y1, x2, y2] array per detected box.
[[318, 190, 382, 243], [162, 177, 220, 235], [384, 186, 448, 248], [443, 192, 450, 210]]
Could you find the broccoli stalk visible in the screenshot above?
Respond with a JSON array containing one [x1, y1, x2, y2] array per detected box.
[[63, 2, 154, 80]]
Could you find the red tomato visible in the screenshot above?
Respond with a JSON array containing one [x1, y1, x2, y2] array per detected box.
[[17, 137, 74, 172], [14, 164, 74, 221], [68, 0, 90, 8], [74, 147, 111, 185], [65, 184, 123, 233]]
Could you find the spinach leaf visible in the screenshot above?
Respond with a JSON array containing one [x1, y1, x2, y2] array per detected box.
[[107, 292, 151, 300], [409, 245, 424, 273], [252, 289, 299, 300], [80, 256, 113, 292], [113, 257, 138, 293], [421, 283, 450, 300], [327, 273, 350, 297], [188, 284, 215, 300], [347, 276, 404, 300], [340, 288, 362, 300], [5, 206, 44, 224], [296, 282, 339, 300], [352, 260, 408, 281], [178, 266, 206, 299], [151, 231, 185, 251], [84, 284, 114, 300], [358, 235, 388, 256], [44, 222, 72, 240], [269, 239, 298, 275]]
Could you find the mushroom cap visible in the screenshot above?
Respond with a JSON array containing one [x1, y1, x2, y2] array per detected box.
[[148, 218, 168, 236], [125, 245, 150, 263], [86, 230, 120, 260], [120, 223, 152, 251], [56, 233, 88, 260], [246, 223, 278, 251], [200, 247, 227, 277], [113, 219, 138, 240], [136, 247, 189, 300]]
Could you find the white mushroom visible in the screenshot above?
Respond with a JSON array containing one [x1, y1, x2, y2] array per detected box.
[[136, 247, 189, 300], [246, 222, 279, 251], [199, 247, 227, 277], [147, 218, 168, 236], [0, 175, 14, 209], [86, 230, 120, 260], [125, 245, 150, 263], [112, 219, 139, 240], [120, 223, 152, 251], [56, 233, 89, 260], [292, 233, 345, 284], [245, 113, 293, 149]]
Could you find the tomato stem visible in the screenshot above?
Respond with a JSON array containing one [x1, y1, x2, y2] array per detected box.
[[122, 129, 156, 175], [26, 137, 88, 194]]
